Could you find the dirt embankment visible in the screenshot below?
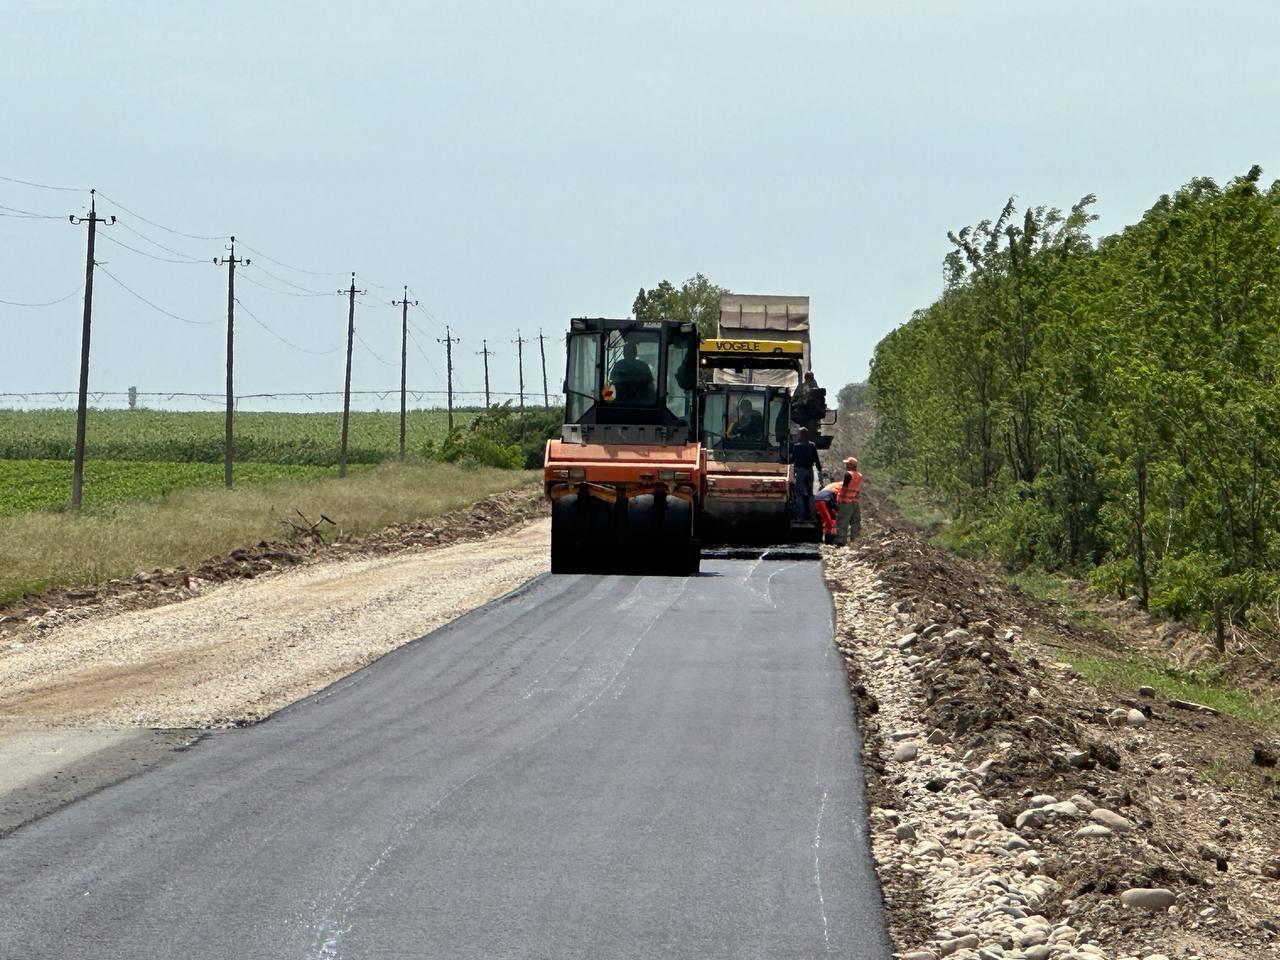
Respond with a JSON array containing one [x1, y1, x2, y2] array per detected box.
[[824, 493, 1280, 960]]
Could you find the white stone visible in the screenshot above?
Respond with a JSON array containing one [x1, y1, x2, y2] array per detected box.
[[1090, 808, 1134, 833], [1119, 887, 1176, 911], [1015, 809, 1047, 830], [1042, 801, 1080, 818], [1075, 825, 1112, 839]]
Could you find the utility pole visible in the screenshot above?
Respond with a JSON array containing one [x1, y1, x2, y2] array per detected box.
[[477, 340, 494, 408], [537, 329, 550, 409], [513, 330, 527, 411], [337, 272, 366, 477], [391, 286, 417, 459], [437, 326, 461, 431], [214, 237, 248, 488], [68, 189, 115, 509]]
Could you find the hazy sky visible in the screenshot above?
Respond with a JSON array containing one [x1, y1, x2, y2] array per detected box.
[[4, 0, 1279, 410]]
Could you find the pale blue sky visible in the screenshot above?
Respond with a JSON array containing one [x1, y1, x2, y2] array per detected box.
[[3, 0, 1278, 409]]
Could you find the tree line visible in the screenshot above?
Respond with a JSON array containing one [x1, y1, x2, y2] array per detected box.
[[869, 165, 1280, 645]]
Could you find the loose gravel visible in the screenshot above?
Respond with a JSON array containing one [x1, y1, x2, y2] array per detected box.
[[0, 519, 549, 729]]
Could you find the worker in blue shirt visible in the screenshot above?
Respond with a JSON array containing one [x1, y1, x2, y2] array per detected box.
[[791, 427, 821, 520]]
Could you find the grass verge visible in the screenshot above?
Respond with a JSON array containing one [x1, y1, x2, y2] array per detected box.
[[1061, 649, 1280, 732], [878, 474, 950, 531], [1007, 568, 1108, 630], [0, 461, 538, 604]]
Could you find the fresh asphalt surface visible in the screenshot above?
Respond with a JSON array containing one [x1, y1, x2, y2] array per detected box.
[[0, 559, 893, 960]]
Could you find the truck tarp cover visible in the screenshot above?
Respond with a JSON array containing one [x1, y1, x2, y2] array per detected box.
[[714, 294, 810, 388]]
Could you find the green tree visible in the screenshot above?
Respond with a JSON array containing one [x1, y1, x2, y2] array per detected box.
[[837, 382, 872, 411], [633, 273, 726, 338], [869, 167, 1280, 639]]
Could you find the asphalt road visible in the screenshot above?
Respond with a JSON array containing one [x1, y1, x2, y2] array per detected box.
[[0, 559, 892, 960]]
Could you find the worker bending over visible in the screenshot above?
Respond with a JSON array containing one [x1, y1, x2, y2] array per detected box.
[[814, 485, 838, 543]]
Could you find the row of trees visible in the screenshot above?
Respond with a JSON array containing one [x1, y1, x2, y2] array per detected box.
[[869, 166, 1280, 642]]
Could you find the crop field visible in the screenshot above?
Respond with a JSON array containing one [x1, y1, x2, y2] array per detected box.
[[0, 459, 344, 516], [0, 408, 474, 466]]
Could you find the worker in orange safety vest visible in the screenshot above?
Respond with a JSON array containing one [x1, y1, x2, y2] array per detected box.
[[820, 456, 862, 545]]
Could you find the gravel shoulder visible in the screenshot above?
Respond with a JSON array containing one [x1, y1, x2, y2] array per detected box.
[[0, 515, 549, 832], [824, 496, 1280, 960]]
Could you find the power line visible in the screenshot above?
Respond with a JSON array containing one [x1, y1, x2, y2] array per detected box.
[[234, 296, 341, 355], [0, 172, 88, 193], [96, 264, 218, 326], [115, 221, 210, 260], [0, 284, 83, 307], [236, 270, 334, 298], [247, 263, 333, 295], [93, 189, 225, 241], [355, 330, 395, 366], [410, 301, 446, 333], [0, 202, 62, 219], [235, 241, 347, 278], [98, 231, 206, 265], [405, 326, 444, 383]]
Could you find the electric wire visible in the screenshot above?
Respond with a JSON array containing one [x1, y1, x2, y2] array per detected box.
[[237, 270, 335, 298], [405, 326, 445, 383], [0, 284, 84, 307], [94, 190, 226, 242], [355, 330, 395, 367], [0, 173, 88, 193], [412, 301, 447, 333], [116, 221, 212, 260], [96, 264, 218, 326], [235, 241, 347, 278], [234, 297, 342, 356], [247, 263, 333, 295], [98, 231, 206, 265], [0, 202, 63, 219]]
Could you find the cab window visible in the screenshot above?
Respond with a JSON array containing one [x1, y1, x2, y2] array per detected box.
[[665, 334, 697, 421], [603, 329, 659, 405], [723, 389, 770, 449], [565, 333, 599, 422]]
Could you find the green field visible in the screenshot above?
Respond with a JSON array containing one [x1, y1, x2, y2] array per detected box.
[[0, 459, 343, 516], [0, 462, 538, 603], [0, 408, 474, 466]]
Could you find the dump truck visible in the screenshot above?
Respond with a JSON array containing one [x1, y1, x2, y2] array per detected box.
[[544, 317, 702, 575], [698, 294, 834, 544]]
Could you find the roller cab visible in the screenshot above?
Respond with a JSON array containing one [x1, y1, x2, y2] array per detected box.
[[698, 335, 822, 545], [544, 318, 702, 575], [699, 383, 794, 544]]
